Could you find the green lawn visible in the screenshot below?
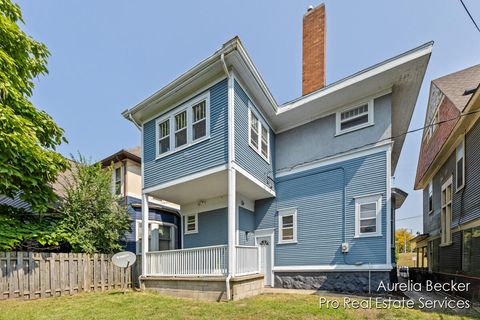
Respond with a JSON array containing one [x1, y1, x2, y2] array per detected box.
[[0, 291, 476, 320]]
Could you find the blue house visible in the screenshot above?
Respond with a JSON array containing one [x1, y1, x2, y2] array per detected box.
[[122, 5, 431, 299]]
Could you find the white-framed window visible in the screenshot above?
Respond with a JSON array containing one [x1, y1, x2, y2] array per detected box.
[[441, 177, 452, 246], [248, 105, 270, 162], [155, 92, 210, 158], [113, 166, 122, 196], [158, 119, 170, 155], [355, 194, 382, 237], [278, 208, 297, 244], [136, 220, 176, 254], [428, 181, 433, 214], [184, 214, 198, 234], [456, 138, 465, 191], [336, 100, 374, 135]]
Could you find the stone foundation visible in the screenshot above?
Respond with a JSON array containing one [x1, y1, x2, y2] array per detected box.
[[274, 271, 391, 293], [141, 273, 264, 301]]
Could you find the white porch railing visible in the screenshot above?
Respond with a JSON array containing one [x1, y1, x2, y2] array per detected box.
[[145, 245, 259, 277], [235, 245, 260, 276], [146, 245, 228, 276]]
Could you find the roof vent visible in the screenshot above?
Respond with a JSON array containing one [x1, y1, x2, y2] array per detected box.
[[307, 5, 314, 12]]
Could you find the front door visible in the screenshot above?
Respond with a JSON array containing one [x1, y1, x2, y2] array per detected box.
[[257, 236, 272, 286]]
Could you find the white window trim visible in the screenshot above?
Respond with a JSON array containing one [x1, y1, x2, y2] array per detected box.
[[112, 165, 124, 197], [440, 176, 453, 247], [335, 99, 374, 136], [355, 194, 382, 238], [155, 92, 210, 159], [135, 220, 177, 254], [277, 208, 297, 244], [184, 213, 198, 234], [456, 137, 465, 192], [248, 103, 270, 163]]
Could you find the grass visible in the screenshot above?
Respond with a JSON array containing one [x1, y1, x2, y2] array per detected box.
[[0, 291, 477, 320], [397, 252, 417, 267]]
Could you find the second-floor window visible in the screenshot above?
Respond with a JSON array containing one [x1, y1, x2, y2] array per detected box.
[[441, 177, 452, 246], [428, 181, 433, 213], [456, 139, 465, 191], [156, 92, 210, 158], [248, 105, 270, 162], [114, 167, 122, 196], [336, 100, 374, 135], [184, 214, 198, 234]]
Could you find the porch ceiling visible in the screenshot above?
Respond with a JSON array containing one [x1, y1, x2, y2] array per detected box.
[[147, 167, 275, 206], [148, 170, 228, 205]]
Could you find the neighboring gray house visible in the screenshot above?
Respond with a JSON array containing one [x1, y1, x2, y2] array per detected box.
[[122, 5, 431, 300], [414, 65, 480, 288]]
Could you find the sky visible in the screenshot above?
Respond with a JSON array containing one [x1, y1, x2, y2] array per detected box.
[[16, 0, 480, 234]]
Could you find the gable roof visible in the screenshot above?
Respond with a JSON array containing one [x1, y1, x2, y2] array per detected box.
[[99, 147, 141, 167], [432, 64, 480, 111], [122, 36, 432, 173]]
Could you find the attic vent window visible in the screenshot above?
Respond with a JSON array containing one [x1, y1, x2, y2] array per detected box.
[[336, 100, 374, 135]]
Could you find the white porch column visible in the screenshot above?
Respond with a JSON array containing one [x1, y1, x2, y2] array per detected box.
[[141, 193, 149, 276], [228, 167, 236, 276]]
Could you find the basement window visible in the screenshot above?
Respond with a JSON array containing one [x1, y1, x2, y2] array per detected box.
[[336, 100, 374, 135]]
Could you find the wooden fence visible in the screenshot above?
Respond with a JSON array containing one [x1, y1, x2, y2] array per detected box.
[[0, 252, 132, 300]]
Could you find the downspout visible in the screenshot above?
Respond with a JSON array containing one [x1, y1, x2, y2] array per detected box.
[[221, 52, 234, 300]]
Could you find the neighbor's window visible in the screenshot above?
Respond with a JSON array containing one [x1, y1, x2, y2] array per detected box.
[[114, 167, 122, 196], [192, 100, 207, 141], [336, 100, 373, 135], [441, 177, 452, 246], [355, 194, 382, 237], [155, 92, 210, 158], [158, 119, 170, 155], [426, 109, 439, 142], [248, 106, 270, 162], [428, 181, 433, 213], [185, 214, 198, 234], [456, 139, 465, 191], [278, 208, 297, 244]]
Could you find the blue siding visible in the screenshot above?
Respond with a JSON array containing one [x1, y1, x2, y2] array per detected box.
[[143, 79, 228, 189], [239, 207, 255, 246], [234, 80, 275, 191], [255, 151, 388, 266], [183, 208, 228, 248]]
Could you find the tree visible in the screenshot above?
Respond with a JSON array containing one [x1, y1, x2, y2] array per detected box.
[[0, 0, 68, 213], [395, 228, 414, 253], [59, 156, 131, 254]]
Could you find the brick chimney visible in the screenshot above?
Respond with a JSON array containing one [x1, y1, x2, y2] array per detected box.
[[302, 4, 326, 96]]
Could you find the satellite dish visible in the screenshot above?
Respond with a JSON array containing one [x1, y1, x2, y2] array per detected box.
[[112, 251, 136, 268]]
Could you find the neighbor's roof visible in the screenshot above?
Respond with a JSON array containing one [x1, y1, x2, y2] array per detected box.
[[432, 64, 480, 111], [99, 147, 141, 167]]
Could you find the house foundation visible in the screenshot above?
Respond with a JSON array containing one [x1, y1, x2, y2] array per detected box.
[[140, 273, 264, 301]]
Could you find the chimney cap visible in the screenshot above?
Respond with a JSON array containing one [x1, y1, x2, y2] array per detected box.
[[307, 5, 314, 12]]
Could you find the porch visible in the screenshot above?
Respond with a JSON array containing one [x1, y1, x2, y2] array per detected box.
[[141, 244, 264, 301]]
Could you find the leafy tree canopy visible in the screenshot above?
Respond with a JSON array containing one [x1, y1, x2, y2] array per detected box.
[[0, 0, 68, 213], [59, 156, 131, 254]]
